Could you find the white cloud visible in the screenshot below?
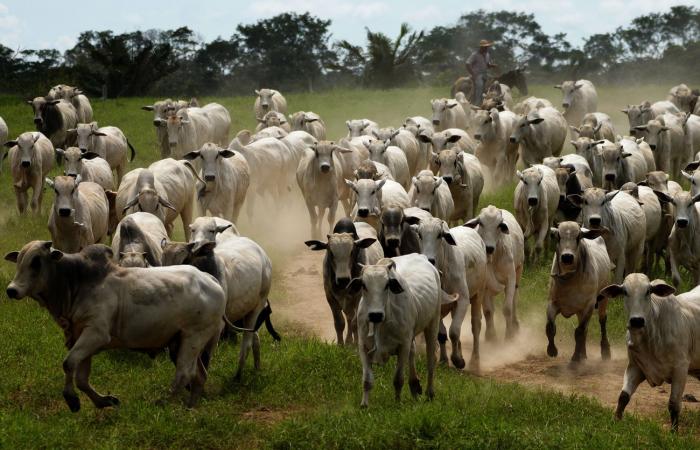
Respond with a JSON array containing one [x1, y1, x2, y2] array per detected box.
[[400, 5, 446, 24], [0, 2, 22, 49], [247, 0, 389, 20]]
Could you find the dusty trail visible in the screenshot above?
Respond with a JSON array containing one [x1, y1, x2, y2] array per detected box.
[[274, 246, 700, 423]]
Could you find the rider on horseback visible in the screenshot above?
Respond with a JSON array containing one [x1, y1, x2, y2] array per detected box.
[[466, 40, 498, 105]]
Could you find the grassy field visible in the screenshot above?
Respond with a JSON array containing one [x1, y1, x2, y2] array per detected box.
[[1, 83, 699, 448]]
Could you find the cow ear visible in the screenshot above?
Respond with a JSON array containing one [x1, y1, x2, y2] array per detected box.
[[498, 222, 509, 234], [355, 237, 376, 249], [404, 215, 421, 225], [685, 161, 700, 172], [605, 190, 620, 202], [4, 251, 19, 263], [446, 134, 462, 143], [599, 284, 624, 299], [682, 170, 693, 181], [529, 117, 545, 125], [141, 105, 154, 111], [183, 150, 200, 160], [50, 249, 64, 260], [194, 241, 217, 256], [442, 232, 457, 246], [347, 277, 363, 294], [581, 227, 609, 240], [653, 190, 673, 204], [650, 280, 675, 297], [304, 240, 327, 251], [463, 218, 479, 228], [219, 149, 236, 158], [215, 224, 232, 234], [549, 227, 559, 240], [81, 152, 100, 160], [417, 133, 432, 143], [388, 277, 404, 294], [4, 140, 17, 148]]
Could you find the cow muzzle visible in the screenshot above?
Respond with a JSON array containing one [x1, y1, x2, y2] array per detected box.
[[509, 136, 517, 143], [629, 317, 645, 329], [21, 160, 31, 168], [442, 176, 453, 184], [320, 163, 330, 173], [527, 197, 538, 206], [432, 119, 440, 126], [204, 174, 215, 182], [473, 134, 482, 140], [368, 312, 384, 323], [58, 208, 71, 217], [588, 216, 602, 228], [33, 118, 43, 125], [386, 237, 400, 248], [66, 172, 78, 178], [677, 218, 689, 228], [357, 208, 369, 218], [562, 102, 570, 109], [604, 173, 616, 182], [169, 142, 177, 148], [336, 277, 350, 288], [560, 253, 574, 264], [649, 144, 656, 150], [6, 285, 20, 299], [427, 257, 436, 266], [485, 245, 495, 255]]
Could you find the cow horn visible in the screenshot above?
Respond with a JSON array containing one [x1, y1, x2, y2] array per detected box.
[[122, 196, 139, 213], [158, 196, 177, 212]]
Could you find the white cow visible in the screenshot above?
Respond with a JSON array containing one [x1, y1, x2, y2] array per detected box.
[[600, 274, 700, 432], [254, 89, 287, 117], [111, 212, 168, 267], [6, 132, 54, 214], [430, 98, 468, 132], [351, 254, 441, 407], [472, 108, 519, 186], [46, 177, 109, 253], [432, 149, 484, 223], [510, 107, 568, 167], [555, 79, 598, 127], [57, 147, 113, 191], [547, 222, 613, 363], [514, 165, 560, 262], [365, 139, 410, 190], [408, 170, 454, 221], [73, 122, 134, 185]]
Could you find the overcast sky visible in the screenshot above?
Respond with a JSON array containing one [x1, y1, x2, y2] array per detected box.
[[0, 0, 689, 52]]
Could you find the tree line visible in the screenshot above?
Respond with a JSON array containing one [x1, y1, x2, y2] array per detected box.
[[1, 6, 698, 98]]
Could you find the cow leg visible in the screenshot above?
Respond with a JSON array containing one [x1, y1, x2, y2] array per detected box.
[[598, 298, 611, 360], [330, 303, 346, 346], [535, 223, 548, 263], [181, 199, 194, 242], [172, 335, 207, 407], [616, 363, 646, 420], [15, 188, 27, 214], [75, 357, 119, 409], [425, 319, 438, 401], [359, 343, 373, 408], [545, 302, 559, 357], [327, 201, 338, 239], [469, 292, 482, 372], [482, 293, 496, 342], [670, 247, 682, 288], [437, 319, 448, 364], [252, 333, 261, 370], [503, 267, 518, 340], [304, 199, 318, 240], [393, 344, 409, 403], [408, 341, 422, 398], [234, 309, 263, 380], [669, 365, 689, 432], [62, 327, 111, 412], [614, 253, 626, 284], [449, 298, 468, 369], [31, 184, 42, 213], [571, 306, 593, 364]]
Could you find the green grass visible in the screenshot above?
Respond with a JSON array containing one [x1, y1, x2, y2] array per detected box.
[[0, 83, 699, 448]]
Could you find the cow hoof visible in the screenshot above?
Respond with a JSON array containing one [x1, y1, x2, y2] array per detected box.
[[547, 344, 558, 357], [451, 355, 466, 370], [601, 344, 611, 361], [96, 395, 120, 409], [439, 357, 449, 366], [683, 394, 698, 403], [409, 378, 423, 397], [63, 393, 81, 412], [485, 330, 497, 342], [468, 358, 480, 374], [360, 402, 368, 409], [426, 388, 434, 401]]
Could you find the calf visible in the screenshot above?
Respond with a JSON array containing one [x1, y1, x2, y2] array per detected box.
[[289, 111, 326, 140], [377, 206, 430, 257], [5, 241, 226, 409], [372, 127, 421, 175], [305, 218, 383, 345], [47, 177, 109, 253], [350, 255, 441, 407], [6, 132, 54, 214], [409, 170, 454, 221], [465, 205, 524, 340], [513, 165, 560, 262], [365, 139, 410, 189], [600, 274, 700, 432], [569, 188, 646, 283], [346, 178, 409, 231], [184, 143, 250, 224], [547, 222, 612, 363]]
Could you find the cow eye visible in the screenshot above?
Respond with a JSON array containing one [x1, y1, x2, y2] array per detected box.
[[30, 256, 41, 270]]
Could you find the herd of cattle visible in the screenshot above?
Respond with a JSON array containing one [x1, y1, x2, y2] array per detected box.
[[3, 80, 700, 431]]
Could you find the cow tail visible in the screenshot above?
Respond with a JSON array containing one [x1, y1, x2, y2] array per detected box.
[[255, 302, 281, 341], [127, 140, 136, 161]]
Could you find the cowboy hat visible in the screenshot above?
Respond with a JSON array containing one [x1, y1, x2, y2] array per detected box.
[[479, 40, 493, 47]]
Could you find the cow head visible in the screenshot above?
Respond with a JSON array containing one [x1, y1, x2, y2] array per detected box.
[[516, 166, 544, 207], [255, 89, 276, 111], [654, 190, 700, 229], [379, 206, 405, 249], [188, 217, 234, 251], [556, 81, 581, 109], [411, 171, 443, 213], [596, 142, 631, 189], [410, 217, 456, 266], [184, 143, 235, 182], [305, 228, 376, 288], [311, 141, 352, 174], [5, 132, 41, 168], [473, 109, 499, 141], [5, 241, 63, 299], [464, 205, 509, 255], [599, 273, 675, 333], [27, 96, 58, 127], [348, 259, 404, 325], [568, 188, 618, 230], [550, 221, 606, 275], [72, 122, 105, 153], [510, 113, 544, 143], [59, 147, 100, 178], [434, 148, 463, 186], [166, 109, 190, 148], [431, 98, 457, 127], [633, 120, 668, 151], [346, 119, 372, 138], [346, 178, 385, 218], [46, 176, 81, 219]]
